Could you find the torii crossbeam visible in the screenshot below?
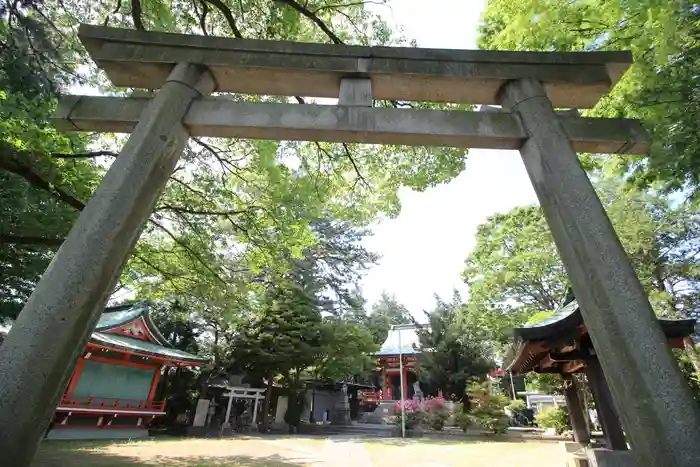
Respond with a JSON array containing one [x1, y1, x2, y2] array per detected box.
[[1, 24, 698, 467]]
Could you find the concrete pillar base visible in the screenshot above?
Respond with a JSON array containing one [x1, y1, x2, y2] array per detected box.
[[586, 448, 637, 467]]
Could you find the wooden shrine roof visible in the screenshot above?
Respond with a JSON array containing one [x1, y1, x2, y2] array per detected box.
[[505, 289, 696, 375]]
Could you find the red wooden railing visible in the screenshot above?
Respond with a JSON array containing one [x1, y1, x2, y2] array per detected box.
[[59, 395, 166, 412], [359, 390, 382, 406]]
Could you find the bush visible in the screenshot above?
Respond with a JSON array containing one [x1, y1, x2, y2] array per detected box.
[[390, 397, 453, 431], [423, 397, 450, 431], [506, 399, 526, 412], [391, 400, 424, 429], [453, 410, 473, 432], [424, 409, 450, 431], [535, 407, 570, 434], [467, 381, 509, 434]]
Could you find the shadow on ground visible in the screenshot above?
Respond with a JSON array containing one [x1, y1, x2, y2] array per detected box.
[[32, 441, 310, 467], [359, 434, 546, 446]]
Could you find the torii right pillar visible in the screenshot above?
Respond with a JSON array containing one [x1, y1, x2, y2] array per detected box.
[[499, 78, 700, 466]]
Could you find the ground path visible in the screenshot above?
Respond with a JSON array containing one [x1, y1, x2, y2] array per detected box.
[[33, 434, 566, 466]]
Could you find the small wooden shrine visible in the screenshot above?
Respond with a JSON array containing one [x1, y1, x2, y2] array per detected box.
[[48, 302, 207, 440], [505, 288, 696, 451], [373, 325, 421, 402]]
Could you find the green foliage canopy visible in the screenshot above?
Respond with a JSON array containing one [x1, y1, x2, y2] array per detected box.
[[479, 0, 700, 197], [414, 292, 493, 401], [462, 182, 700, 354], [0, 0, 470, 323]]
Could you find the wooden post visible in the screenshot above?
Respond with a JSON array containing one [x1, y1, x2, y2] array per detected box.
[[499, 77, 700, 466], [224, 390, 234, 428], [586, 358, 627, 451], [382, 369, 388, 400], [0, 62, 215, 467], [64, 358, 86, 397], [252, 392, 260, 425], [402, 366, 409, 402], [147, 367, 164, 403], [562, 374, 590, 445]]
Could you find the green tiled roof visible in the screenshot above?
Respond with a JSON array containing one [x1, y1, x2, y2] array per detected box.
[[91, 332, 207, 364], [525, 299, 579, 329], [96, 304, 149, 331], [89, 302, 207, 364]]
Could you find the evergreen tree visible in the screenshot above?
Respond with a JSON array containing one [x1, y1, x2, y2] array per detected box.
[[366, 292, 412, 345], [229, 279, 323, 431], [413, 292, 493, 405]]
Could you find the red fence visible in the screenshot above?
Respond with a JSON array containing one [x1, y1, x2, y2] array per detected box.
[[59, 395, 166, 412], [359, 390, 382, 406]]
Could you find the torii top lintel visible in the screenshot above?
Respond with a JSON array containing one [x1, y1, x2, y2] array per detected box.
[[78, 24, 632, 109]]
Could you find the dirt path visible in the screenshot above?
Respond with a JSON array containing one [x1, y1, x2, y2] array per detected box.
[[33, 436, 566, 467]]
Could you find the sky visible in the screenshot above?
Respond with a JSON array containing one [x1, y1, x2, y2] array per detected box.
[[359, 0, 539, 315]]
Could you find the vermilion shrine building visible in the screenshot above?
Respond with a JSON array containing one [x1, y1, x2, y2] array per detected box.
[[48, 303, 207, 440], [372, 326, 421, 402]]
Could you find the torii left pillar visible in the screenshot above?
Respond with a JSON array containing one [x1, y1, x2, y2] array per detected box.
[[0, 63, 215, 467]]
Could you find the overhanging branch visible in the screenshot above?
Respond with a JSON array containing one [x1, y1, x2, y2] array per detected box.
[[0, 146, 87, 211], [52, 151, 118, 159], [275, 0, 344, 44], [201, 0, 243, 38], [0, 234, 64, 248], [342, 142, 369, 189], [148, 218, 227, 285], [130, 0, 145, 30], [155, 204, 255, 216]]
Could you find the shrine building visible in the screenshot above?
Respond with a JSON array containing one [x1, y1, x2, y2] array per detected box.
[[374, 325, 421, 401], [47, 302, 207, 440], [505, 288, 696, 457]]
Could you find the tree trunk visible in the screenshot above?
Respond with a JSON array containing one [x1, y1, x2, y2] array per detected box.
[[261, 375, 274, 433]]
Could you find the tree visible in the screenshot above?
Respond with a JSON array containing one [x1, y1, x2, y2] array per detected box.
[[150, 300, 202, 354], [366, 292, 412, 344], [478, 0, 700, 199], [229, 280, 323, 431], [463, 181, 700, 349], [413, 292, 493, 404], [307, 317, 377, 421], [1, 0, 472, 321], [462, 205, 566, 352], [0, 3, 100, 320], [314, 319, 378, 383]]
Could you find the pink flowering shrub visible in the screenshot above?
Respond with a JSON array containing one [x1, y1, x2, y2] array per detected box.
[[391, 397, 450, 430], [423, 397, 449, 430], [424, 397, 447, 410], [393, 399, 422, 413]]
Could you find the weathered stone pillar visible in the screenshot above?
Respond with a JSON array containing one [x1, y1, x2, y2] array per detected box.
[[499, 78, 700, 466], [0, 63, 215, 467], [562, 374, 590, 445], [586, 358, 627, 451]]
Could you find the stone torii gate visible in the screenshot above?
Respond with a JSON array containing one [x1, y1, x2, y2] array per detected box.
[[0, 24, 698, 466]]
